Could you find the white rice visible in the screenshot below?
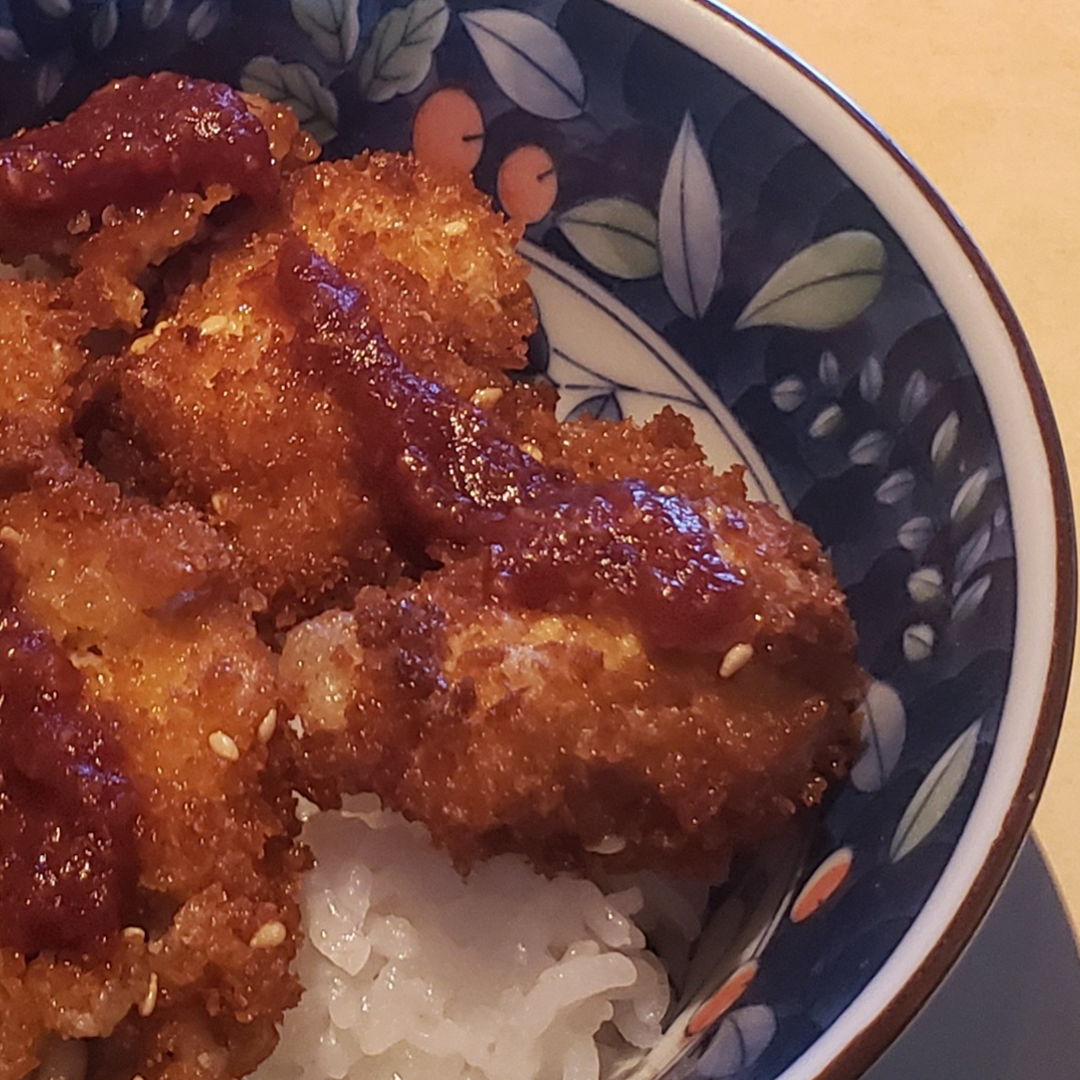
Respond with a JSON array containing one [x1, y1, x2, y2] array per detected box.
[[255, 796, 675, 1080]]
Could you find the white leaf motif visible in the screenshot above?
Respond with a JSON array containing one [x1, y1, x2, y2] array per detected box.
[[897, 516, 933, 552], [899, 369, 932, 423], [187, 0, 220, 40], [142, 0, 173, 29], [292, 0, 361, 64], [92, 0, 119, 50], [851, 681, 906, 792], [241, 57, 339, 144], [953, 523, 991, 586], [460, 8, 584, 120], [903, 622, 935, 662], [818, 349, 840, 389], [907, 566, 943, 603], [875, 469, 915, 506], [36, 0, 70, 17], [702, 1005, 777, 1077], [808, 404, 843, 439], [0, 29, 25, 61], [848, 429, 890, 466], [558, 198, 659, 280], [860, 354, 884, 403], [952, 574, 992, 622], [770, 375, 805, 413], [35, 59, 65, 108], [951, 467, 989, 523], [659, 112, 722, 319], [931, 410, 959, 466], [359, 0, 448, 104], [890, 720, 981, 862], [735, 230, 885, 331]]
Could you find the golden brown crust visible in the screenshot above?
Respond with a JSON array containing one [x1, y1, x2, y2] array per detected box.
[[0, 279, 86, 439], [288, 153, 535, 372], [0, 465, 301, 1080], [81, 154, 536, 619], [0, 82, 861, 1080], [278, 469, 861, 878]]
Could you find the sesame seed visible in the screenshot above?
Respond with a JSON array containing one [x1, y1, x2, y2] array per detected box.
[[208, 730, 240, 762], [585, 835, 627, 855], [138, 973, 159, 1017], [199, 315, 228, 336], [0, 527, 22, 545], [257, 708, 278, 744], [719, 642, 754, 679], [522, 442, 544, 462], [122, 926, 146, 944], [249, 921, 287, 950], [471, 387, 504, 409]]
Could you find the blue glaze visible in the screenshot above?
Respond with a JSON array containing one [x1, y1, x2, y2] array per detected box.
[[0, 2, 1016, 1077]]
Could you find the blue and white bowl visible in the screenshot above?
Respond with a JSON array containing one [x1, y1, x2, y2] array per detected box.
[[2, 2, 1072, 1078]]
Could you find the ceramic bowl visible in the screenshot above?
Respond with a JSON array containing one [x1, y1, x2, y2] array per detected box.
[[2, 1, 1072, 1078]]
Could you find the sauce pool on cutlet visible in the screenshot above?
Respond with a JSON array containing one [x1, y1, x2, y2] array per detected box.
[[0, 552, 139, 957], [0, 72, 279, 259], [278, 238, 755, 655]]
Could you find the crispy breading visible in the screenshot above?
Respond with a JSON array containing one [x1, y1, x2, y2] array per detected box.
[[265, 241, 859, 873], [0, 278, 86, 446], [0, 74, 318, 266], [0, 75, 863, 1080], [278, 471, 860, 877], [64, 188, 236, 331], [93, 240, 396, 619], [0, 465, 301, 1080], [89, 168, 536, 616], [60, 95, 317, 333], [288, 153, 534, 372]]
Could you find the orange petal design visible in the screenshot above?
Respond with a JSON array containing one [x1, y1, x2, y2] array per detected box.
[[685, 960, 758, 1037], [412, 88, 485, 175], [497, 144, 557, 225], [790, 847, 853, 923]]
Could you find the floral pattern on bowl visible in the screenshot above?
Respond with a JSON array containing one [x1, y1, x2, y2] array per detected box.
[[0, 2, 1068, 1079]]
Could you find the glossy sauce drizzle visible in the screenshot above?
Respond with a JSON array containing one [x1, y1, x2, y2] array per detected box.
[[0, 72, 277, 256], [280, 240, 752, 653], [0, 555, 139, 956]]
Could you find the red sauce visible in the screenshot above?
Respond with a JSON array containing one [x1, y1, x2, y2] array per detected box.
[[0, 72, 277, 255], [280, 240, 752, 653], [0, 557, 139, 956]]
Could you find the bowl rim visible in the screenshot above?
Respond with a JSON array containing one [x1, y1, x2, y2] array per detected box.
[[4, 1, 1067, 1072], [602, 0, 1076, 1076]]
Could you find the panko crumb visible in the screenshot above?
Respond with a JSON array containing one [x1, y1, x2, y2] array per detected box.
[[0, 73, 862, 1080]]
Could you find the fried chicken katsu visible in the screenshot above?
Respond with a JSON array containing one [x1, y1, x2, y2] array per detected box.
[[0, 74, 863, 1080], [1, 463, 302, 1080]]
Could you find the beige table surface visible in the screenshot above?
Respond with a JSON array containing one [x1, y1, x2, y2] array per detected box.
[[730, 0, 1080, 924]]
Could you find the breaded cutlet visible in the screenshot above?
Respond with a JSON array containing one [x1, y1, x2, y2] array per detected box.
[[0, 72, 862, 1080]]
